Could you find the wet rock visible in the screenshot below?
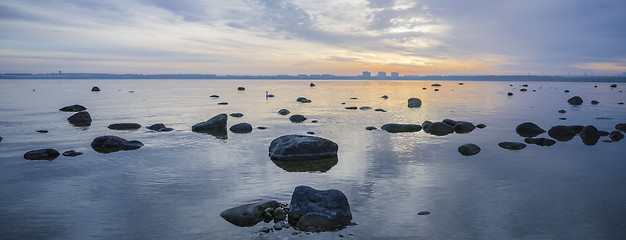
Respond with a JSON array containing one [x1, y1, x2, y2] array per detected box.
[[426, 122, 455, 136], [564, 90, 570, 93], [422, 121, 433, 131], [615, 123, 626, 132], [62, 150, 83, 157], [475, 123, 487, 129], [417, 211, 431, 215], [36, 130, 48, 133], [520, 88, 527, 92], [381, 124, 422, 133], [296, 97, 311, 103], [522, 84, 529, 87], [598, 130, 610, 136], [591, 100, 599, 105], [345, 107, 357, 110], [257, 126, 267, 130], [571, 125, 585, 133], [458, 144, 481, 156], [567, 96, 583, 105], [349, 97, 358, 100], [548, 125, 578, 141], [310, 82, 315, 87], [454, 122, 475, 133], [108, 123, 141, 130], [442, 119, 458, 127], [91, 135, 143, 153], [365, 126, 377, 131], [407, 98, 422, 108], [458, 82, 464, 85], [381, 95, 389, 99], [147, 123, 166, 131], [217, 102, 228, 105], [559, 118, 567, 120], [515, 122, 546, 137], [610, 84, 617, 88], [269, 135, 338, 161], [59, 104, 86, 112], [260, 226, 271, 233], [159, 127, 173, 132], [229, 113, 244, 118], [67, 111, 92, 126], [580, 125, 600, 145], [289, 115, 307, 123], [24, 149, 60, 160], [0, 136, 3, 142], [91, 86, 100, 92], [237, 87, 245, 91], [434, 89, 439, 91], [230, 123, 253, 133], [278, 109, 290, 115], [272, 157, 338, 172], [311, 120, 318, 123], [609, 131, 624, 141], [192, 114, 228, 132], [273, 208, 288, 222], [289, 186, 352, 232], [220, 200, 280, 227], [431, 83, 441, 87], [498, 142, 527, 150], [507, 92, 513, 96], [359, 106, 372, 110], [558, 109, 566, 114], [374, 108, 386, 112], [306, 131, 315, 135], [210, 95, 219, 98], [524, 137, 556, 146]]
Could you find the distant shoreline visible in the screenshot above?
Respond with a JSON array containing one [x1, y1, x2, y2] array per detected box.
[[1, 73, 625, 82]]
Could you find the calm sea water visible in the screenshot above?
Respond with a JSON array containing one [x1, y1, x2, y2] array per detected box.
[[1, 79, 625, 240]]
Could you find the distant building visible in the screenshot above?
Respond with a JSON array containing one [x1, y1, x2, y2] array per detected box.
[[622, 72, 626, 76], [391, 72, 399, 78], [298, 74, 308, 78], [377, 71, 386, 78], [362, 71, 371, 77]]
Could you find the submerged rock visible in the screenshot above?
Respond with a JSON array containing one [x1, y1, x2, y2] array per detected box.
[[59, 104, 87, 112], [24, 148, 60, 160], [269, 135, 338, 161], [220, 200, 280, 227], [524, 137, 556, 146], [289, 186, 352, 232], [289, 115, 307, 123], [609, 131, 624, 142], [567, 96, 583, 105], [515, 122, 546, 137], [62, 150, 83, 157], [108, 123, 141, 130], [272, 157, 338, 172], [407, 98, 422, 108], [67, 111, 92, 126], [192, 114, 228, 132], [296, 97, 311, 103], [278, 109, 290, 115], [91, 135, 143, 153], [498, 142, 527, 150], [230, 123, 253, 133], [230, 113, 244, 118], [426, 122, 454, 136], [458, 144, 481, 156], [381, 124, 422, 133]]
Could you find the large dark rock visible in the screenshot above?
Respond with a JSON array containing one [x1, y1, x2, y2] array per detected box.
[[108, 123, 141, 130], [289, 186, 352, 232], [426, 122, 454, 136], [442, 119, 458, 127], [147, 123, 166, 131], [278, 109, 290, 115], [269, 135, 338, 161], [24, 149, 60, 160], [580, 125, 600, 145], [524, 137, 556, 146], [454, 122, 475, 133], [192, 114, 228, 132], [567, 96, 583, 105], [289, 115, 307, 123], [67, 111, 92, 126], [609, 131, 624, 142], [220, 200, 280, 227], [548, 125, 578, 141], [610, 84, 617, 88], [515, 122, 546, 137], [458, 144, 481, 156], [616, 123, 626, 132], [421, 121, 433, 132], [407, 98, 422, 108], [498, 142, 527, 150], [59, 104, 86, 112], [230, 123, 253, 133], [91, 135, 143, 153], [381, 124, 422, 133]]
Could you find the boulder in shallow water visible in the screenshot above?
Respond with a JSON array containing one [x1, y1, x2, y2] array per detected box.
[[62, 150, 83, 157], [67, 111, 92, 126], [289, 186, 352, 232], [454, 122, 475, 133], [591, 100, 599, 105], [278, 109, 290, 115], [229, 113, 244, 118], [442, 119, 458, 127], [59, 104, 86, 112], [407, 98, 422, 108], [24, 148, 60, 160], [91, 86, 100, 92], [296, 97, 311, 103], [567, 96, 583, 105], [615, 123, 626, 132], [91, 135, 143, 153], [192, 114, 228, 132], [426, 122, 454, 136], [475, 123, 487, 129], [230, 123, 252, 133], [609, 131, 624, 142], [580, 125, 600, 145], [422, 121, 433, 132], [381, 124, 422, 133], [147, 123, 166, 131], [498, 142, 527, 150], [458, 144, 481, 156], [237, 87, 245, 91], [548, 125, 578, 141], [220, 200, 280, 227], [515, 122, 546, 137], [269, 135, 338, 161], [108, 123, 141, 130], [289, 115, 307, 123], [524, 137, 556, 146]]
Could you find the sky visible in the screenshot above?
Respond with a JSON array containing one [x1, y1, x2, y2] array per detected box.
[[1, 0, 625, 76]]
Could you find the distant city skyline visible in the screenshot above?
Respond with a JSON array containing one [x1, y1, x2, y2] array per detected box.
[[1, 1, 625, 75]]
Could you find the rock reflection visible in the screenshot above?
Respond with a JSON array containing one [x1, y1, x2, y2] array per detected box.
[[194, 128, 228, 140], [271, 157, 338, 172]]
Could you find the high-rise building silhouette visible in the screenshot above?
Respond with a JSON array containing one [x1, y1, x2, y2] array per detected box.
[[362, 71, 371, 77], [391, 72, 399, 78], [377, 71, 386, 78]]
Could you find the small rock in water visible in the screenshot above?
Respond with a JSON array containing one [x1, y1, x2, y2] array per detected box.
[[288, 185, 352, 232], [616, 123, 626, 132], [349, 97, 357, 99], [310, 82, 315, 87], [220, 200, 280, 227], [67, 111, 92, 126], [59, 104, 87, 112], [442, 119, 458, 127], [564, 90, 570, 93], [417, 211, 431, 215], [217, 102, 228, 105], [458, 144, 481, 156], [374, 108, 386, 112], [237, 87, 245, 91], [91, 136, 143, 153], [610, 84, 617, 88], [91, 86, 100, 92], [345, 107, 357, 110], [591, 100, 599, 105], [296, 97, 311, 103], [558, 109, 566, 114], [36, 130, 48, 133], [365, 126, 377, 131], [475, 124, 487, 129], [515, 122, 546, 137], [257, 126, 268, 130], [229, 113, 244, 118], [381, 124, 422, 133], [609, 131, 624, 141], [434, 89, 439, 91], [619, 102, 624, 105], [498, 142, 527, 150], [407, 98, 422, 108], [559, 118, 567, 120], [431, 83, 441, 87], [230, 123, 253, 133], [359, 106, 372, 110], [507, 92, 513, 96], [306, 131, 315, 135], [567, 96, 583, 105], [289, 115, 307, 123], [524, 137, 556, 146], [108, 123, 141, 130], [426, 122, 454, 136], [381, 95, 389, 99], [278, 109, 290, 115], [62, 150, 83, 157], [147, 123, 166, 131], [520, 88, 527, 92], [24, 149, 60, 160], [580, 125, 600, 145], [210, 95, 219, 98], [311, 120, 318, 123], [159, 127, 174, 132], [454, 122, 475, 133]]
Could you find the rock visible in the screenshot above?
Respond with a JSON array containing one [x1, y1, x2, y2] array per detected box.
[[237, 87, 245, 91], [310, 82, 315, 87], [374, 108, 386, 112], [598, 130, 610, 136], [62, 150, 83, 157], [220, 200, 280, 227], [381, 124, 422, 133], [498, 142, 527, 150], [273, 208, 288, 222], [210, 95, 219, 98], [524, 137, 556, 146], [229, 113, 244, 118], [475, 124, 487, 129], [442, 119, 458, 127], [507, 92, 513, 96], [591, 100, 599, 105], [192, 114, 228, 132], [259, 226, 271, 233], [515, 122, 546, 137], [108, 123, 141, 130], [345, 107, 357, 110], [434, 89, 439, 91], [273, 221, 287, 230], [422, 87, 427, 90], [306, 132, 315, 135], [564, 90, 570, 93], [559, 118, 567, 120], [159, 127, 174, 132], [426, 122, 455, 136], [349, 97, 358, 100], [296, 97, 311, 103], [558, 109, 566, 114], [520, 88, 527, 92], [257, 126, 267, 130], [407, 98, 422, 108], [91, 86, 100, 91], [571, 125, 585, 133], [365, 126, 377, 131], [278, 109, 290, 115], [288, 186, 352, 232], [548, 125, 578, 141], [580, 125, 600, 145], [272, 157, 338, 172], [269, 135, 338, 161], [454, 122, 475, 133], [91, 135, 143, 153], [59, 104, 87, 112], [289, 115, 307, 123], [0, 136, 3, 142], [421, 121, 433, 131], [381, 95, 389, 99], [67, 111, 92, 126], [24, 149, 60, 160], [359, 106, 372, 110], [609, 131, 624, 141], [522, 84, 528, 87], [619, 102, 624, 105], [217, 102, 228, 105], [610, 84, 617, 88], [431, 83, 441, 86], [230, 123, 253, 133], [458, 144, 481, 156], [567, 96, 583, 105], [147, 123, 166, 131], [458, 82, 464, 85], [417, 211, 431, 215], [615, 123, 626, 132], [36, 130, 48, 133], [311, 120, 318, 123]]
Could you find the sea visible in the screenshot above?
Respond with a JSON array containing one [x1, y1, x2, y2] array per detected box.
[[0, 79, 625, 239]]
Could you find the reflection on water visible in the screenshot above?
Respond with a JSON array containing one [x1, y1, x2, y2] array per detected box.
[[0, 79, 625, 239], [271, 157, 338, 172]]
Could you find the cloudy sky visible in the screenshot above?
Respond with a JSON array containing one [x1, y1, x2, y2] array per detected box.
[[1, 0, 625, 75]]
